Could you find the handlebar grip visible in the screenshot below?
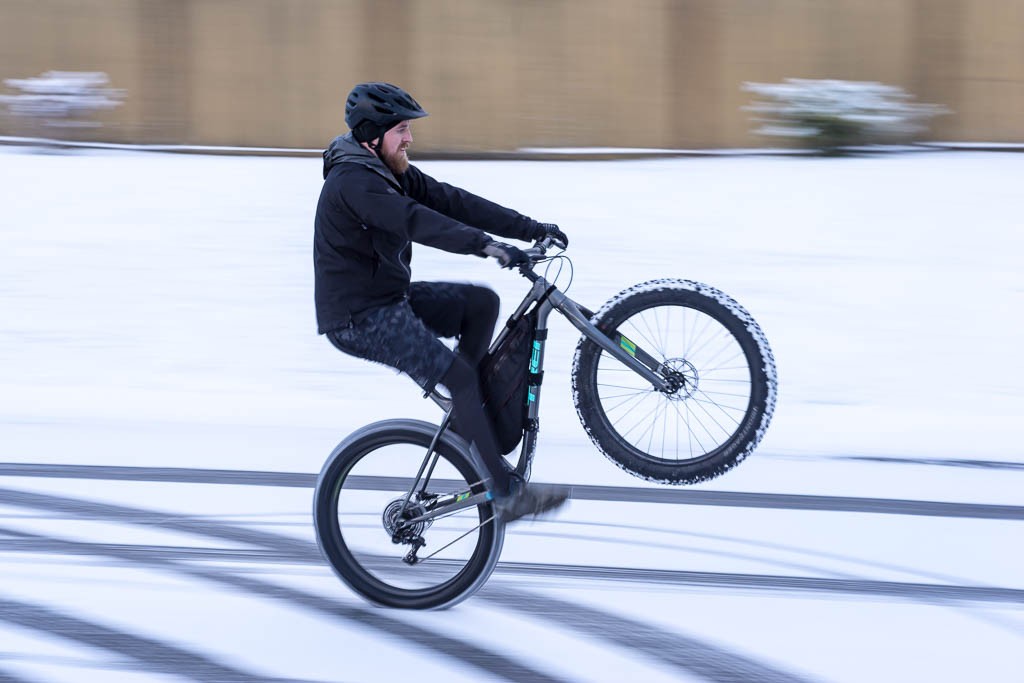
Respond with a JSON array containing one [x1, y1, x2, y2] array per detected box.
[[523, 235, 553, 260]]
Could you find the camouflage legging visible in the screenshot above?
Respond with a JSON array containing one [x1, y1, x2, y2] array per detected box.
[[326, 281, 500, 392], [326, 281, 510, 489]]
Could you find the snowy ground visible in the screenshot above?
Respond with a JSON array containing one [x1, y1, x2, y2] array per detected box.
[[0, 146, 1021, 682]]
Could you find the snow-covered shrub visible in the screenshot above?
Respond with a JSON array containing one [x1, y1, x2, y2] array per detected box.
[[743, 79, 947, 154], [0, 71, 124, 137]]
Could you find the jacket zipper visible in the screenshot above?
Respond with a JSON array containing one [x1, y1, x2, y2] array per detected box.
[[398, 243, 411, 279]]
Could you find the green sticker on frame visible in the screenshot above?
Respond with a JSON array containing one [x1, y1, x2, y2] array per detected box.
[[620, 336, 637, 357]]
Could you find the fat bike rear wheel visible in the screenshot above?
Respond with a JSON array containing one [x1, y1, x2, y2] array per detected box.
[[313, 419, 505, 610], [572, 279, 777, 484]]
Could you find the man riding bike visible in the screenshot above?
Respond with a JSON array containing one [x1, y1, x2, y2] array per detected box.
[[313, 82, 570, 522]]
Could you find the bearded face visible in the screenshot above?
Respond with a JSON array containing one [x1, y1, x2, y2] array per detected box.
[[379, 120, 412, 175]]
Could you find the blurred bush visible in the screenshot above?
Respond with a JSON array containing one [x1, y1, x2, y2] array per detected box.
[[0, 71, 125, 140], [743, 79, 949, 154]]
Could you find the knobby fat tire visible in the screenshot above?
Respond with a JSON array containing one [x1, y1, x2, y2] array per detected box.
[[571, 279, 777, 485]]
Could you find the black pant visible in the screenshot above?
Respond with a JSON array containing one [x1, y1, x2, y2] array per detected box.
[[407, 282, 499, 366], [327, 282, 511, 491]]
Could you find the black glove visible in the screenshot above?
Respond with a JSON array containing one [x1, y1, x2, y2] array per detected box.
[[535, 222, 569, 249], [483, 241, 530, 269]]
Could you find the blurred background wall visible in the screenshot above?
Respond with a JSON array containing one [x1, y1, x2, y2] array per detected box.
[[1, 0, 1021, 151]]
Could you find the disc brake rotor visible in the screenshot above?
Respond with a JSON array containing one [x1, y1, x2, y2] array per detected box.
[[659, 358, 699, 400]]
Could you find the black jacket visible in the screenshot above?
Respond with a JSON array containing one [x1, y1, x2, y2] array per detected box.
[[313, 133, 543, 333]]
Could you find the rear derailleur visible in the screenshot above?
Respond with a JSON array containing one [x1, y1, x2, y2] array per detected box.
[[382, 495, 436, 565]]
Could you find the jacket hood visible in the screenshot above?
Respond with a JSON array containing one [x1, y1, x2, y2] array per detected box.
[[322, 132, 399, 186]]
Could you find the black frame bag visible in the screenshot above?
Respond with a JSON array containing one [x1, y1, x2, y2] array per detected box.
[[479, 311, 536, 455]]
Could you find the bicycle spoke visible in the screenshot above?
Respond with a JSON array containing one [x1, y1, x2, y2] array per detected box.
[[626, 315, 664, 360], [617, 396, 664, 442], [421, 514, 496, 562], [642, 307, 667, 359], [598, 390, 654, 401], [686, 329, 735, 367], [689, 396, 748, 414], [590, 295, 764, 466], [660, 396, 670, 460], [648, 395, 667, 456], [601, 388, 652, 416], [699, 347, 746, 375], [698, 389, 753, 399], [682, 399, 710, 455], [674, 392, 681, 461], [597, 381, 654, 391], [634, 311, 667, 360], [690, 389, 741, 434], [655, 305, 671, 359], [637, 398, 666, 449], [702, 369, 752, 377], [694, 388, 746, 426], [685, 309, 714, 360], [595, 366, 652, 373]]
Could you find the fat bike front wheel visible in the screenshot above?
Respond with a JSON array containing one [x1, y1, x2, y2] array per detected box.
[[313, 419, 505, 610], [572, 279, 777, 484]]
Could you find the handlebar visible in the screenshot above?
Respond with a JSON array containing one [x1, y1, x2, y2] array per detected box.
[[517, 236, 558, 281], [522, 235, 555, 261], [483, 235, 561, 281]]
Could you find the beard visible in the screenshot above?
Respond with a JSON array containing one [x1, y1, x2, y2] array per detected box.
[[380, 144, 410, 175]]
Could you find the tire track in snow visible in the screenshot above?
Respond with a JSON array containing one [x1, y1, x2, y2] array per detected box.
[[484, 587, 813, 683], [494, 562, 1024, 605], [833, 455, 1024, 471], [0, 595, 309, 682], [2, 528, 811, 683], [0, 667, 33, 683], [0, 487, 315, 558], [3, 486, 1022, 606], [2, 463, 1020, 520], [5, 536, 1020, 606], [0, 527, 569, 683], [0, 491, 817, 682]]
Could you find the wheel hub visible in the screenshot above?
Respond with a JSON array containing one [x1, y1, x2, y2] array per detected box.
[[659, 358, 698, 400]]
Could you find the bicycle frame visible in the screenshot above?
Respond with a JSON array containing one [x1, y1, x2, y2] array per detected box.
[[490, 264, 671, 475], [396, 257, 672, 530]]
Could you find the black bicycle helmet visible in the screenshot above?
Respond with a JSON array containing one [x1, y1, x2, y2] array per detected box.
[[345, 82, 428, 144]]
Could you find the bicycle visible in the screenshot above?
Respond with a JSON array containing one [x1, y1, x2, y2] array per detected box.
[[313, 237, 777, 609]]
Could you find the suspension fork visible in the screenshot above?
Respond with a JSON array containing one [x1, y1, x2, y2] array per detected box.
[[515, 264, 668, 389], [548, 288, 670, 391]]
